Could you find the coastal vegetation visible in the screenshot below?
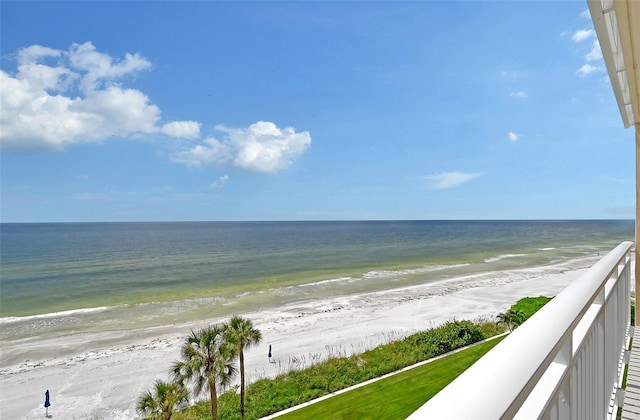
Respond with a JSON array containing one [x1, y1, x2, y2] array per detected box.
[[506, 296, 553, 319], [496, 296, 552, 332], [278, 336, 506, 419], [172, 325, 238, 420], [137, 380, 188, 420], [138, 298, 549, 420], [225, 315, 263, 420]]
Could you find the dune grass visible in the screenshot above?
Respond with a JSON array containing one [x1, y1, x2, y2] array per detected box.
[[277, 335, 506, 420]]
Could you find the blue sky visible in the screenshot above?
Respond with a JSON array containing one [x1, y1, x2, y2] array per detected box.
[[0, 1, 635, 222]]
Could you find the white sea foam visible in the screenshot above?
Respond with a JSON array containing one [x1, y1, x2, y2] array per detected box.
[[293, 264, 471, 288], [362, 264, 470, 279], [0, 306, 111, 324], [187, 296, 226, 305], [484, 254, 527, 263], [299, 277, 355, 287], [539, 247, 556, 251]]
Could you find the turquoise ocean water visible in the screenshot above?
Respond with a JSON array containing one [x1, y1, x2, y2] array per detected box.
[[0, 220, 634, 342]]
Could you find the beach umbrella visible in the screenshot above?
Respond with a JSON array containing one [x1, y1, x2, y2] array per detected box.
[[44, 390, 50, 417]]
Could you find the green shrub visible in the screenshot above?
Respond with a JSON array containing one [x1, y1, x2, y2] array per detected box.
[[176, 319, 493, 419], [510, 296, 552, 319], [477, 319, 505, 337]]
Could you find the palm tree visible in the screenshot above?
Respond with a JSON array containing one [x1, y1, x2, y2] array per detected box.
[[496, 309, 525, 332], [172, 325, 237, 420], [136, 379, 187, 420], [225, 315, 262, 420]]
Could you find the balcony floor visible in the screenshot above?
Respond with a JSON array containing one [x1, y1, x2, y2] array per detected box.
[[622, 327, 640, 420]]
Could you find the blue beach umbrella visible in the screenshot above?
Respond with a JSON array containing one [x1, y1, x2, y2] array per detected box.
[[44, 389, 51, 416]]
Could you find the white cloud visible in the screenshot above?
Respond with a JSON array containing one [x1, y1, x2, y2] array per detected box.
[[173, 138, 234, 167], [1, 42, 201, 153], [508, 132, 519, 142], [210, 175, 229, 189], [577, 63, 604, 76], [580, 9, 592, 20], [17, 45, 61, 65], [500, 70, 521, 80], [422, 171, 482, 190], [509, 91, 528, 99], [67, 42, 151, 92], [161, 121, 201, 139], [572, 29, 594, 43], [173, 121, 312, 174], [569, 23, 604, 77], [585, 40, 602, 62]]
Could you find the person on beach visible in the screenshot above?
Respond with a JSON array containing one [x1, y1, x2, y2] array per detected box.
[[268, 344, 272, 362]]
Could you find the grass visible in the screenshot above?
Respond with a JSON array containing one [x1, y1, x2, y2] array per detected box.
[[169, 297, 637, 419], [277, 336, 506, 420], [174, 320, 496, 420], [511, 296, 552, 319], [171, 297, 554, 420]]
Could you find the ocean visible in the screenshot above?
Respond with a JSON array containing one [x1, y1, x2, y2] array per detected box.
[[0, 220, 634, 343]]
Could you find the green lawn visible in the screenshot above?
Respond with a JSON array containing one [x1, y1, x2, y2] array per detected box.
[[277, 336, 506, 420]]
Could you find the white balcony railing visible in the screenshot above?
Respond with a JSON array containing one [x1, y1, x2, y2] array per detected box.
[[408, 241, 633, 420]]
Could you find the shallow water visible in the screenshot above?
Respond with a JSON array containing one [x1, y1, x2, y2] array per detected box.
[[0, 220, 633, 341]]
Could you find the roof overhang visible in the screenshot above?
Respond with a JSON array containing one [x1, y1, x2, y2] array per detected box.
[[588, 0, 640, 128]]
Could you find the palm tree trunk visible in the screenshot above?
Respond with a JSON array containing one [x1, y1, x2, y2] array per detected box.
[[240, 350, 246, 420], [210, 380, 218, 420]]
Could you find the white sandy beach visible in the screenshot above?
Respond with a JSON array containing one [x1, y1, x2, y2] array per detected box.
[[0, 254, 618, 419]]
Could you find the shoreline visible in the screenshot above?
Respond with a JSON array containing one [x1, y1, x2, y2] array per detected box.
[[0, 254, 610, 419]]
